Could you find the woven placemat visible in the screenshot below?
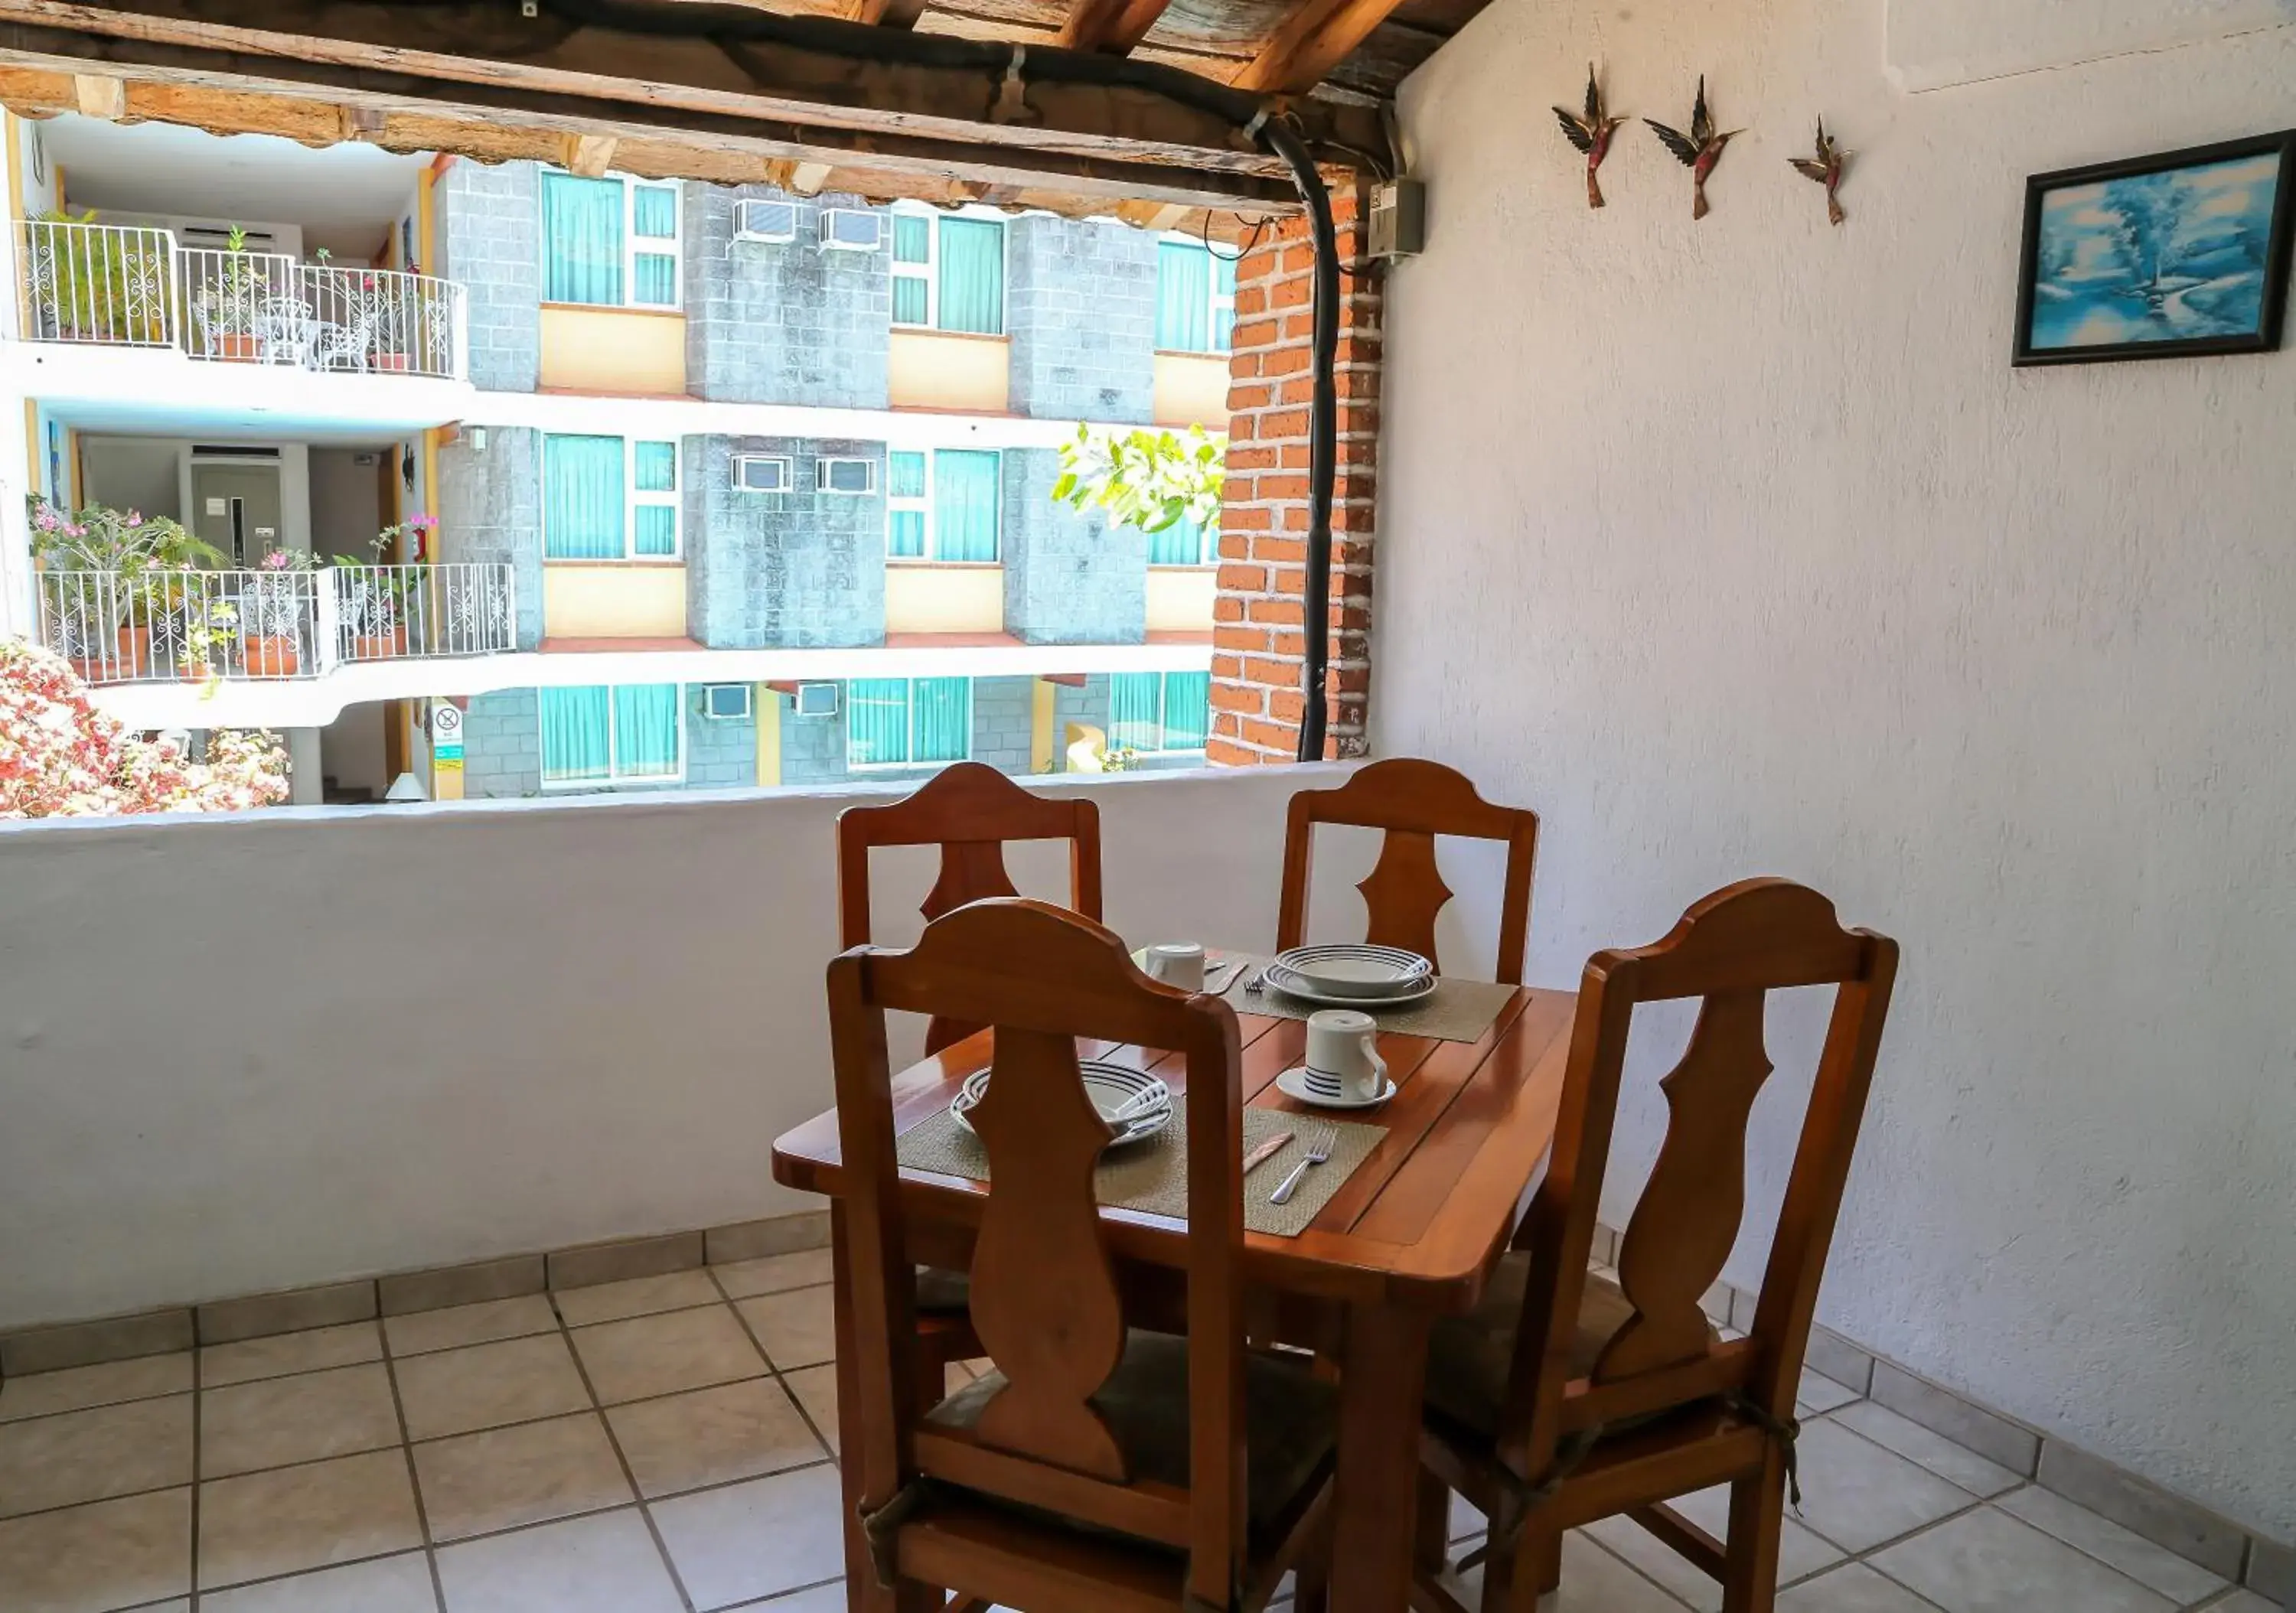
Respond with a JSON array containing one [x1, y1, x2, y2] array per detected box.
[[1216, 953, 1515, 1044], [895, 1101, 1384, 1238]]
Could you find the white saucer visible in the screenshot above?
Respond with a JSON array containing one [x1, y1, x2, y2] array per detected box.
[[1275, 1066, 1397, 1110]]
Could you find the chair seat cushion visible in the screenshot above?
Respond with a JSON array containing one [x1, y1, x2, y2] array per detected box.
[[1424, 1253, 1716, 1439], [928, 1330, 1337, 1540], [914, 1265, 971, 1315]]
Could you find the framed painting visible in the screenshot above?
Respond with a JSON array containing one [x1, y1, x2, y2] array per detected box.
[[2014, 130, 2296, 366]]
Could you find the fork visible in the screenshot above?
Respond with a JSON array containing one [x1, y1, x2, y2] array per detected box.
[[1268, 1120, 1335, 1206], [1244, 966, 1267, 1000]]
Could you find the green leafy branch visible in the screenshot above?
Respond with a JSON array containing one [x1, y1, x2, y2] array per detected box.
[[1052, 424, 1224, 536]]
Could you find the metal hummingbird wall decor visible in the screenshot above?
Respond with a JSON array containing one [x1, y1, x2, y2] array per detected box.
[[1790, 118, 1850, 225], [1553, 64, 1626, 209], [1646, 75, 1741, 220]]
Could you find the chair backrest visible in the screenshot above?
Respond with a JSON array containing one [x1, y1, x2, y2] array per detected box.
[[827, 898, 1248, 1607], [836, 761, 1104, 1054], [1495, 878, 1898, 1473], [1276, 757, 1540, 983]]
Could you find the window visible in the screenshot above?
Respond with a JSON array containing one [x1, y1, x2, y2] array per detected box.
[[540, 173, 681, 309], [817, 458, 879, 495], [847, 677, 972, 768], [543, 435, 681, 559], [1155, 240, 1238, 354], [1146, 513, 1212, 567], [885, 448, 1001, 562], [732, 455, 792, 494], [890, 207, 1006, 335], [1108, 670, 1211, 754], [540, 684, 684, 786]]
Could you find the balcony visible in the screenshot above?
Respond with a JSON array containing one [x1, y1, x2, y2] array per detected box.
[[13, 217, 468, 382]]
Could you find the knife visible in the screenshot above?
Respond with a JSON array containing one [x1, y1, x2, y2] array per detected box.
[[1241, 1131, 1294, 1175]]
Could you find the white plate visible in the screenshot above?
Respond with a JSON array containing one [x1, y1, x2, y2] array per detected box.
[[1275, 1065, 1397, 1110], [951, 1061, 1171, 1147], [1274, 943, 1433, 997], [1262, 960, 1438, 1009]]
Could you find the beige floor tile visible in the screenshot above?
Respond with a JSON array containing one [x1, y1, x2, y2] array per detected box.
[[197, 1448, 422, 1590], [201, 1323, 385, 1389], [413, 1411, 632, 1543], [717, 1581, 844, 1613], [1449, 1489, 1487, 1543], [1776, 1562, 1940, 1612], [1799, 1370, 1864, 1416], [781, 1364, 838, 1455], [393, 1334, 592, 1442], [0, 1354, 193, 1424], [1869, 1507, 2175, 1613], [1441, 1530, 1691, 1611], [734, 1289, 837, 1372], [553, 1272, 724, 1328], [200, 1364, 402, 1479], [383, 1295, 560, 1359], [651, 1464, 846, 1611], [607, 1378, 827, 1500], [0, 1394, 193, 1518], [712, 1250, 833, 1301], [2200, 1593, 2281, 1613], [570, 1307, 766, 1406], [0, 1487, 190, 1613], [1586, 1493, 1841, 1611], [1789, 1419, 1983, 1554], [1994, 1485, 2227, 1605], [435, 1507, 683, 1613], [1828, 1403, 2021, 1499], [200, 1551, 438, 1613]]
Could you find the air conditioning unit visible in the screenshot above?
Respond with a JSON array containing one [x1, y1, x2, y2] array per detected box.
[[732, 454, 793, 494], [794, 681, 840, 719], [816, 457, 877, 495], [819, 209, 885, 253], [734, 199, 798, 243], [702, 683, 753, 720]]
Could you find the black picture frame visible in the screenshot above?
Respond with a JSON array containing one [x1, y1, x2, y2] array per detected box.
[[2013, 129, 2296, 367]]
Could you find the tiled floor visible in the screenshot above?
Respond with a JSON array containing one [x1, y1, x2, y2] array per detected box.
[[0, 1250, 2271, 1613]]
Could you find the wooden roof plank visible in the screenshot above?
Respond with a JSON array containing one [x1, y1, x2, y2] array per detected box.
[[1058, 0, 1179, 55], [1231, 0, 1415, 95]]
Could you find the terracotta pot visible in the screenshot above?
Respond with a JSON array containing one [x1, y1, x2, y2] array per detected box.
[[373, 352, 413, 373], [243, 635, 299, 677], [69, 656, 106, 683], [216, 333, 263, 361], [351, 628, 407, 660], [113, 625, 152, 677], [177, 659, 215, 684]]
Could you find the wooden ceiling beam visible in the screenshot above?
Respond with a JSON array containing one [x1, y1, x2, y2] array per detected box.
[[846, 0, 931, 28], [1057, 0, 1178, 57], [566, 132, 618, 176], [1231, 0, 1413, 96], [71, 68, 123, 117]]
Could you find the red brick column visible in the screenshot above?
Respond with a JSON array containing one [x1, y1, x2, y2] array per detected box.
[[1208, 183, 1381, 765]]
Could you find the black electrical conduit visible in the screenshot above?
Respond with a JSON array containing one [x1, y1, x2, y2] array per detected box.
[[526, 0, 1340, 760]]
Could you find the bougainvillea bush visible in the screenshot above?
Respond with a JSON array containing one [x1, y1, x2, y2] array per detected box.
[[0, 638, 289, 818]]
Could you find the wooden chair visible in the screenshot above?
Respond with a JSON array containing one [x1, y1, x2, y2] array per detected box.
[[1277, 758, 1540, 983], [837, 761, 1104, 1055], [829, 898, 1337, 1613], [1410, 878, 1899, 1613]]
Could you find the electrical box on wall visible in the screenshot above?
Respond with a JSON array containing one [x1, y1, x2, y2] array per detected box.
[[1368, 179, 1426, 260]]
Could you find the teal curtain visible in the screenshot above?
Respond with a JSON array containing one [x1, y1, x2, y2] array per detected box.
[[631, 185, 678, 305], [542, 174, 624, 305], [887, 451, 926, 559], [634, 507, 677, 556], [612, 684, 681, 779], [1146, 514, 1205, 566], [543, 435, 626, 559], [1156, 242, 1213, 352], [892, 215, 931, 325], [540, 686, 612, 784], [1161, 671, 1209, 750], [937, 218, 1004, 335], [934, 450, 1000, 562], [634, 441, 676, 491], [1110, 673, 1161, 752], [914, 678, 971, 762], [1212, 253, 1236, 353], [848, 678, 911, 766], [631, 186, 677, 238]]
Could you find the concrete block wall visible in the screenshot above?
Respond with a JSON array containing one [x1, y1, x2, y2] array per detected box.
[[686, 436, 885, 649], [1002, 449, 1146, 645], [969, 676, 1035, 775], [684, 186, 891, 409], [683, 684, 757, 789], [435, 429, 543, 650], [435, 161, 540, 393], [1006, 216, 1158, 423], [461, 687, 540, 799]]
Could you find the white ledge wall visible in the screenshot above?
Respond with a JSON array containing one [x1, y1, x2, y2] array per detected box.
[[0, 766, 1519, 1332], [1379, 0, 2296, 1536]]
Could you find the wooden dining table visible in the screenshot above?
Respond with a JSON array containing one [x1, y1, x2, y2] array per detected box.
[[770, 977, 1579, 1613]]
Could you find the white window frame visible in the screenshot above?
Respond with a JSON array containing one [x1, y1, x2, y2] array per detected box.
[[883, 447, 1001, 565], [889, 202, 1008, 334], [628, 438, 682, 559], [1156, 233, 1238, 355], [538, 683, 688, 789], [1110, 670, 1208, 755], [625, 178, 682, 310], [846, 676, 974, 771]]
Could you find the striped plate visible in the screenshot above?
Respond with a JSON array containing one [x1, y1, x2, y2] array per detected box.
[[1273, 943, 1434, 997], [951, 1061, 1172, 1148]]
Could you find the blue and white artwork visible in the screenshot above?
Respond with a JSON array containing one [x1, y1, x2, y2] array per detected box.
[[2029, 152, 2284, 350]]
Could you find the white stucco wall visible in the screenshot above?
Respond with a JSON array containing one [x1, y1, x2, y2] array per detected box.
[[1378, 0, 2296, 1534]]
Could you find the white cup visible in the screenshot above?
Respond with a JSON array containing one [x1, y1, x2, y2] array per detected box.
[[1143, 941, 1207, 992], [1305, 1009, 1388, 1103]]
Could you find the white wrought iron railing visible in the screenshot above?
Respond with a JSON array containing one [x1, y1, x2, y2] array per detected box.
[[14, 219, 468, 380], [35, 565, 515, 685]]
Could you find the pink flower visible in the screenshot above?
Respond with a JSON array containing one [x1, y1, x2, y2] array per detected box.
[[125, 511, 142, 526]]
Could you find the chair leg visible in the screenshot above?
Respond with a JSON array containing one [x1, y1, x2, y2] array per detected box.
[[1719, 1448, 1786, 1613], [1293, 1550, 1332, 1613], [1527, 1527, 1561, 1598], [1414, 1469, 1451, 1575], [1474, 1527, 1520, 1613]]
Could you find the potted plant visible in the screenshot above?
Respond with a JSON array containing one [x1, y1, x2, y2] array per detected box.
[[240, 548, 317, 676], [331, 552, 407, 659], [171, 591, 239, 686], [26, 208, 172, 344], [363, 273, 413, 372], [28, 498, 220, 679], [191, 226, 268, 361]]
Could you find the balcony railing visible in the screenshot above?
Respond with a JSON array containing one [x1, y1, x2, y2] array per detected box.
[[15, 219, 468, 380], [35, 564, 516, 684]]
